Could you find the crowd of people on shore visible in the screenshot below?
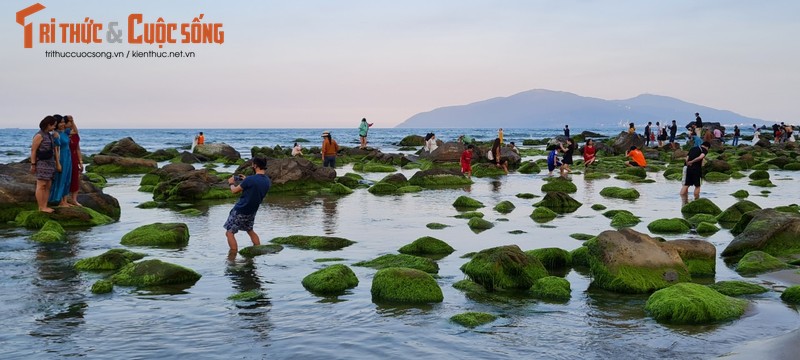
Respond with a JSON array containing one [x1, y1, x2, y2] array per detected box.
[[29, 115, 83, 213]]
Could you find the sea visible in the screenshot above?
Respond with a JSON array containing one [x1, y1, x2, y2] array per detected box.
[[0, 127, 794, 360]]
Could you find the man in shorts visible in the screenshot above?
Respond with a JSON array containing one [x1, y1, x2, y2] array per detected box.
[[224, 157, 271, 258], [680, 141, 709, 200]]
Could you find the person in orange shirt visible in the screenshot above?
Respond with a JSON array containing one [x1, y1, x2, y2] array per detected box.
[[196, 132, 205, 145], [625, 145, 646, 167], [321, 131, 339, 168]]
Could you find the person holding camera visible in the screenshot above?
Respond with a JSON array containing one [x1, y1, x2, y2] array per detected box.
[[224, 157, 271, 259]]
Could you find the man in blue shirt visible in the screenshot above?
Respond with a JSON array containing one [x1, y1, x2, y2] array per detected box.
[[224, 156, 271, 257]]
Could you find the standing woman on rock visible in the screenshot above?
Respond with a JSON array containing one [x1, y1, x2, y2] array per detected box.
[[30, 116, 58, 213], [48, 115, 72, 207], [321, 131, 339, 168], [66, 115, 84, 206]]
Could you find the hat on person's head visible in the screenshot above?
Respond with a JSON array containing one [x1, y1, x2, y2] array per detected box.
[[321, 131, 330, 137]]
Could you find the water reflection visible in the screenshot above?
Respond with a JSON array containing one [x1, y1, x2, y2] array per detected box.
[[490, 179, 502, 193], [321, 196, 339, 235], [225, 258, 272, 340], [30, 239, 86, 340]]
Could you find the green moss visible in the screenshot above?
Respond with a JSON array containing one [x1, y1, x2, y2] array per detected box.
[[111, 259, 201, 287], [301, 264, 359, 295], [600, 186, 640, 200], [84, 172, 107, 188], [368, 182, 398, 195], [530, 276, 571, 301], [30, 220, 67, 243], [541, 179, 577, 193], [584, 172, 611, 180], [455, 211, 484, 219], [516, 193, 536, 199], [518, 161, 541, 174], [370, 267, 443, 303], [15, 208, 114, 229], [453, 279, 486, 293], [91, 280, 113, 294], [681, 198, 722, 216], [493, 200, 516, 214], [695, 222, 720, 235], [86, 163, 155, 175], [570, 247, 590, 267], [647, 218, 691, 234], [353, 162, 397, 172], [781, 285, 800, 304], [708, 281, 769, 296], [75, 249, 146, 271], [526, 248, 571, 270], [472, 164, 508, 178], [704, 172, 731, 182], [468, 217, 494, 230], [645, 283, 747, 324], [530, 207, 557, 223], [687, 213, 718, 226], [453, 195, 485, 209], [228, 289, 263, 301], [751, 163, 770, 171], [749, 170, 770, 180], [533, 192, 582, 213], [314, 258, 345, 263], [327, 183, 354, 195], [138, 185, 155, 193], [783, 163, 800, 171], [238, 244, 284, 257], [335, 175, 359, 189], [136, 201, 160, 209], [570, 233, 595, 241], [591, 204, 607, 211], [736, 251, 788, 275], [408, 171, 472, 188], [730, 171, 746, 179], [749, 179, 776, 187], [139, 173, 161, 186], [354, 253, 438, 274], [450, 312, 497, 328], [396, 185, 423, 193], [610, 212, 641, 228], [398, 236, 455, 256], [426, 222, 449, 229], [270, 235, 355, 251], [120, 222, 189, 247], [461, 245, 548, 291], [178, 208, 202, 216]]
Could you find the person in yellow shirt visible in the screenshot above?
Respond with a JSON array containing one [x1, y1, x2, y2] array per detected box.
[[498, 128, 504, 144]]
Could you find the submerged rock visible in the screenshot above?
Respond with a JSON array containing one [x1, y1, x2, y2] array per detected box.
[[301, 264, 359, 295], [270, 235, 355, 251], [371, 267, 443, 303], [30, 220, 66, 243], [398, 236, 455, 256], [408, 168, 472, 187], [354, 254, 439, 274], [708, 281, 769, 297], [16, 207, 114, 229], [228, 289, 264, 301], [91, 280, 114, 294], [120, 222, 189, 247], [530, 276, 571, 301], [238, 244, 284, 257], [645, 283, 747, 324], [111, 259, 201, 287], [450, 312, 497, 328], [533, 192, 582, 213], [74, 249, 146, 271], [461, 245, 547, 291], [735, 251, 788, 275]]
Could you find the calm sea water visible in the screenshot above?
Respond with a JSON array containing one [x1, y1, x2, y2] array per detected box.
[[0, 127, 794, 359]]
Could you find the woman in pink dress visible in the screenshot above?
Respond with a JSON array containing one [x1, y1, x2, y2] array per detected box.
[[66, 115, 84, 206]]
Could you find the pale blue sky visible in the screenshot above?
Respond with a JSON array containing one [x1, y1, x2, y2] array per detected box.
[[2, 0, 798, 128]]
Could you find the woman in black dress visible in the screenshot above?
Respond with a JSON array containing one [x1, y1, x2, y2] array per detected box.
[[561, 138, 576, 177]]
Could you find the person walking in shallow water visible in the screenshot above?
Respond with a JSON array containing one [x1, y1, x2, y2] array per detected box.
[[224, 157, 271, 259], [680, 141, 709, 201]]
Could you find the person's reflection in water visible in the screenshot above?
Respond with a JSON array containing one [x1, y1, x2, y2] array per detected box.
[[490, 179, 502, 193], [225, 258, 272, 340], [31, 240, 87, 341], [321, 196, 338, 235]]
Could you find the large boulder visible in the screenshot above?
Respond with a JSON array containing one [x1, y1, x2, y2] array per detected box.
[[533, 192, 582, 213], [419, 142, 465, 163], [611, 131, 646, 155], [88, 154, 157, 174], [370, 267, 443, 303], [644, 283, 747, 324], [99, 137, 149, 158], [717, 200, 761, 225], [120, 222, 190, 247], [408, 168, 472, 187], [152, 168, 231, 201], [261, 158, 336, 192], [15, 207, 115, 229], [460, 245, 548, 291], [721, 209, 800, 258], [661, 239, 716, 277], [193, 143, 241, 162], [74, 249, 146, 271], [111, 259, 201, 287], [398, 135, 425, 146], [587, 228, 691, 293]]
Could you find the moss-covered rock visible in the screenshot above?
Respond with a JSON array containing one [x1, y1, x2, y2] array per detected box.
[[570, 233, 595, 241], [136, 201, 160, 209], [591, 204, 607, 211], [704, 172, 731, 182], [270, 235, 355, 251], [516, 193, 537, 199], [735, 251, 788, 275], [301, 264, 359, 295], [450, 312, 497, 328], [644, 283, 747, 324], [530, 276, 571, 301], [680, 198, 722, 216], [30, 220, 67, 243], [368, 182, 398, 195], [695, 222, 720, 235], [111, 259, 201, 287], [525, 248, 571, 270], [398, 236, 455, 256], [370, 267, 443, 303], [570, 246, 590, 267], [662, 239, 716, 277], [85, 172, 107, 188], [584, 172, 611, 180], [228, 289, 264, 301], [467, 217, 494, 230], [75, 249, 146, 271], [533, 192, 582, 213], [622, 166, 647, 179], [610, 212, 641, 228], [687, 213, 718, 227], [354, 253, 438, 274], [238, 244, 284, 257], [460, 245, 548, 291], [408, 169, 472, 188], [708, 281, 769, 296], [731, 190, 749, 198], [784, 163, 800, 171], [396, 185, 423, 193], [472, 163, 508, 178], [91, 280, 113, 294], [722, 209, 800, 257], [398, 135, 426, 146], [452, 195, 485, 209], [493, 200, 516, 214], [599, 186, 640, 200], [15, 207, 114, 229], [781, 285, 800, 304], [353, 162, 397, 173], [327, 182, 354, 195], [517, 161, 541, 174], [749, 170, 770, 180], [426, 222, 448, 230], [748, 179, 776, 187], [541, 179, 577, 193], [530, 207, 558, 223], [120, 222, 189, 247], [647, 218, 691, 234]]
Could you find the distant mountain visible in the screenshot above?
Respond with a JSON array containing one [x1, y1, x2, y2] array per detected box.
[[395, 89, 770, 128]]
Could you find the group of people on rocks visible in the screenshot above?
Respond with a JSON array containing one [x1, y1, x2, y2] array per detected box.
[[30, 115, 83, 213]]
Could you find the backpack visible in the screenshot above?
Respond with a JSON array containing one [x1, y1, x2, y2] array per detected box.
[[487, 150, 494, 161]]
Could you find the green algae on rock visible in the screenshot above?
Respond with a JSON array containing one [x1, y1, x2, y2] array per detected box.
[[526, 248, 572, 270], [781, 286, 800, 304], [610, 212, 641, 228], [533, 192, 582, 213], [120, 222, 189, 247], [530, 276, 571, 301], [591, 204, 607, 211], [662, 239, 716, 277], [708, 281, 769, 297], [301, 264, 359, 295], [735, 251, 788, 275], [647, 218, 691, 234], [645, 283, 747, 324], [515, 193, 536, 199], [398, 236, 455, 256], [15, 207, 115, 229], [530, 207, 558, 223], [270, 235, 355, 251], [450, 312, 497, 328], [368, 182, 398, 195], [354, 254, 439, 274], [704, 172, 731, 182], [493, 200, 516, 214], [680, 198, 722, 216], [455, 211, 484, 219], [687, 213, 718, 226], [541, 178, 577, 193], [468, 217, 494, 231], [228, 289, 264, 301], [452, 195, 485, 209], [371, 267, 443, 303], [570, 233, 595, 241], [111, 259, 201, 287], [722, 209, 800, 257], [238, 244, 284, 257], [600, 186, 640, 200], [695, 222, 720, 235], [75, 249, 146, 271], [748, 170, 770, 180], [408, 169, 472, 188], [461, 245, 547, 291], [91, 280, 114, 294], [570, 246, 590, 267], [748, 179, 776, 187], [30, 220, 66, 243], [426, 222, 449, 230], [517, 161, 541, 174]]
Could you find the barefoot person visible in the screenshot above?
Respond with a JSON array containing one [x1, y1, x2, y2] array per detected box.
[[321, 131, 339, 168], [680, 141, 710, 200], [490, 138, 508, 174], [625, 146, 646, 167], [358, 118, 373, 149], [224, 157, 271, 258], [30, 116, 58, 213], [49, 115, 72, 207], [66, 115, 84, 206], [560, 138, 575, 176], [582, 139, 597, 167], [460, 144, 474, 178]]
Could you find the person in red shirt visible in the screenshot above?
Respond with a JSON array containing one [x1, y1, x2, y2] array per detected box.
[[460, 144, 474, 178], [625, 146, 647, 167], [583, 139, 597, 167]]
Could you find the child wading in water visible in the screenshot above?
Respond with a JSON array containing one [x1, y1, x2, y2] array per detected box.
[[547, 145, 562, 176]]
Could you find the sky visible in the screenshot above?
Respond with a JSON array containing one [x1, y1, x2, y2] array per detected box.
[[1, 0, 798, 129]]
